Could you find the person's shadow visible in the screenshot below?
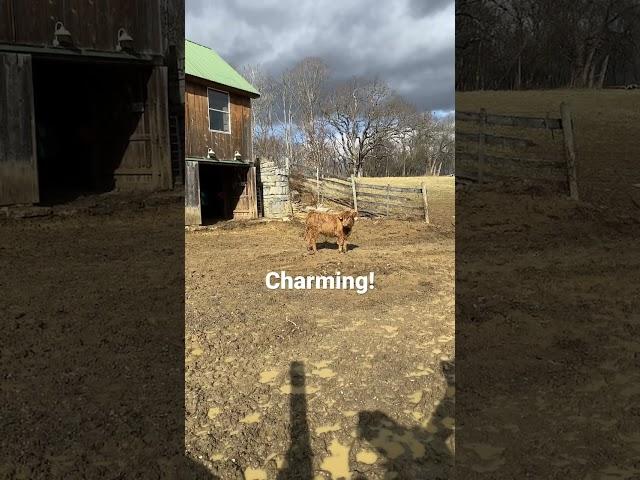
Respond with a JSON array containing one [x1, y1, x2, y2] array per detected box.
[[181, 457, 221, 479], [277, 361, 314, 479], [357, 360, 454, 479], [183, 360, 452, 479]]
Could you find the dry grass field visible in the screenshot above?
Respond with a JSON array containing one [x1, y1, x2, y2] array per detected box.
[[457, 89, 640, 212], [358, 176, 454, 226]]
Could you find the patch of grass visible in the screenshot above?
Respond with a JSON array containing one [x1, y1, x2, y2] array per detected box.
[[357, 176, 455, 224], [357, 176, 453, 189]]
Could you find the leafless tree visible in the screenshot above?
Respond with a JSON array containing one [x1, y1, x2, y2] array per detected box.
[[288, 58, 331, 170], [457, 0, 640, 90], [278, 68, 299, 166], [242, 63, 452, 178], [324, 78, 417, 177], [240, 64, 281, 161], [369, 113, 454, 177]]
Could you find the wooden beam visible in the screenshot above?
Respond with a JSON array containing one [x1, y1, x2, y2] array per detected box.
[[456, 110, 562, 130], [478, 108, 486, 183], [354, 189, 422, 203], [456, 131, 537, 149], [351, 175, 358, 212], [324, 176, 422, 193], [184, 160, 202, 225], [316, 165, 320, 207], [457, 151, 567, 180], [357, 199, 424, 211], [560, 102, 580, 200], [421, 183, 430, 224]]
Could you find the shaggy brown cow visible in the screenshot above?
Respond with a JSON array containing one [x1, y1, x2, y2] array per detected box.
[[304, 209, 358, 254]]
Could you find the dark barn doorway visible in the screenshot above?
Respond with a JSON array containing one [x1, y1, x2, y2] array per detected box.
[[32, 58, 151, 204], [198, 163, 252, 224]]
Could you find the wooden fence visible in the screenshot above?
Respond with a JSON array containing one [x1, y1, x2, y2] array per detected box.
[[290, 165, 430, 222], [456, 102, 579, 199]]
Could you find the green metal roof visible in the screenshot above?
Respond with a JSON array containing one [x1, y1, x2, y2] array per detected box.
[[185, 40, 260, 97]]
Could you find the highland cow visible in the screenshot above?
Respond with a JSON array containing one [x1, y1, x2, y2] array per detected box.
[[304, 209, 357, 254]]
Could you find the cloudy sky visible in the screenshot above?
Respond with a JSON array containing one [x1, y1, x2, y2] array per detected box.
[[185, 0, 454, 113]]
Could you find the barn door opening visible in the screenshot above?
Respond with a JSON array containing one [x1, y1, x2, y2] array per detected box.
[[197, 163, 256, 224], [31, 58, 160, 205], [0, 53, 39, 206]]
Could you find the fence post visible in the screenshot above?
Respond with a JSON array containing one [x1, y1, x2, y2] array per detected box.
[[316, 165, 320, 207], [350, 175, 358, 212], [478, 108, 487, 183], [386, 184, 390, 217], [560, 102, 579, 200], [421, 183, 430, 224]]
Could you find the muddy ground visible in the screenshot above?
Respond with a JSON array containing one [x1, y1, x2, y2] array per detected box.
[[185, 212, 455, 479], [456, 185, 640, 478]]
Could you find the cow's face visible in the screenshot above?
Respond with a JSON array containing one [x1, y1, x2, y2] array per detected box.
[[339, 210, 357, 229]]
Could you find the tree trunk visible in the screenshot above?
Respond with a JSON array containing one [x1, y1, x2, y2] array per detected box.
[[588, 63, 596, 88], [597, 54, 610, 89], [581, 45, 596, 88]]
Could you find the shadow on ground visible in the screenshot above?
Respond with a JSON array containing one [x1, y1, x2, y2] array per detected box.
[[276, 360, 454, 479], [182, 457, 221, 480], [277, 361, 314, 479], [314, 241, 360, 251]]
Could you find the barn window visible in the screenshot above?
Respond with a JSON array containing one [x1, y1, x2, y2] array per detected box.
[[208, 88, 230, 133]]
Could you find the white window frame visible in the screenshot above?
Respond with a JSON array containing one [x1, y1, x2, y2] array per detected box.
[[207, 87, 231, 134]]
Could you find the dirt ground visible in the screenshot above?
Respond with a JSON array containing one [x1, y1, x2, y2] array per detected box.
[[185, 206, 455, 478], [0, 192, 185, 478], [456, 90, 640, 478], [456, 186, 640, 478]]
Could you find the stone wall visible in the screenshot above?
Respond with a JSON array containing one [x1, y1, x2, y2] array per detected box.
[[258, 160, 290, 218]]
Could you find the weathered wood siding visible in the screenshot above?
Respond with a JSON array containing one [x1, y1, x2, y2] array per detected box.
[[0, 0, 162, 55], [115, 66, 172, 191], [233, 165, 257, 219], [185, 77, 252, 161], [184, 160, 201, 225], [0, 53, 39, 205]]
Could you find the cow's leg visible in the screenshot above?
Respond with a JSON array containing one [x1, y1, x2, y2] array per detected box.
[[343, 239, 348, 253], [308, 230, 317, 254], [304, 226, 312, 251]]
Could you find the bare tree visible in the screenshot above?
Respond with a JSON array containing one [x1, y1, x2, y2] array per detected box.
[[240, 64, 282, 161], [428, 115, 455, 175], [289, 58, 331, 170], [278, 68, 299, 166], [457, 0, 640, 90], [324, 78, 416, 177]]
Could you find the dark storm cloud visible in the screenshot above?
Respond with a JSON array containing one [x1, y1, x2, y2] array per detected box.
[[408, 0, 452, 17], [185, 0, 454, 112]]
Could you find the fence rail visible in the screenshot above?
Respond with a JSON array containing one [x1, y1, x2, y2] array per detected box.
[[455, 111, 563, 130], [291, 165, 430, 222], [455, 102, 579, 199]]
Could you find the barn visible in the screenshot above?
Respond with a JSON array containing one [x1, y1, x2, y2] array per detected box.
[[184, 40, 260, 225], [0, 1, 181, 206]]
